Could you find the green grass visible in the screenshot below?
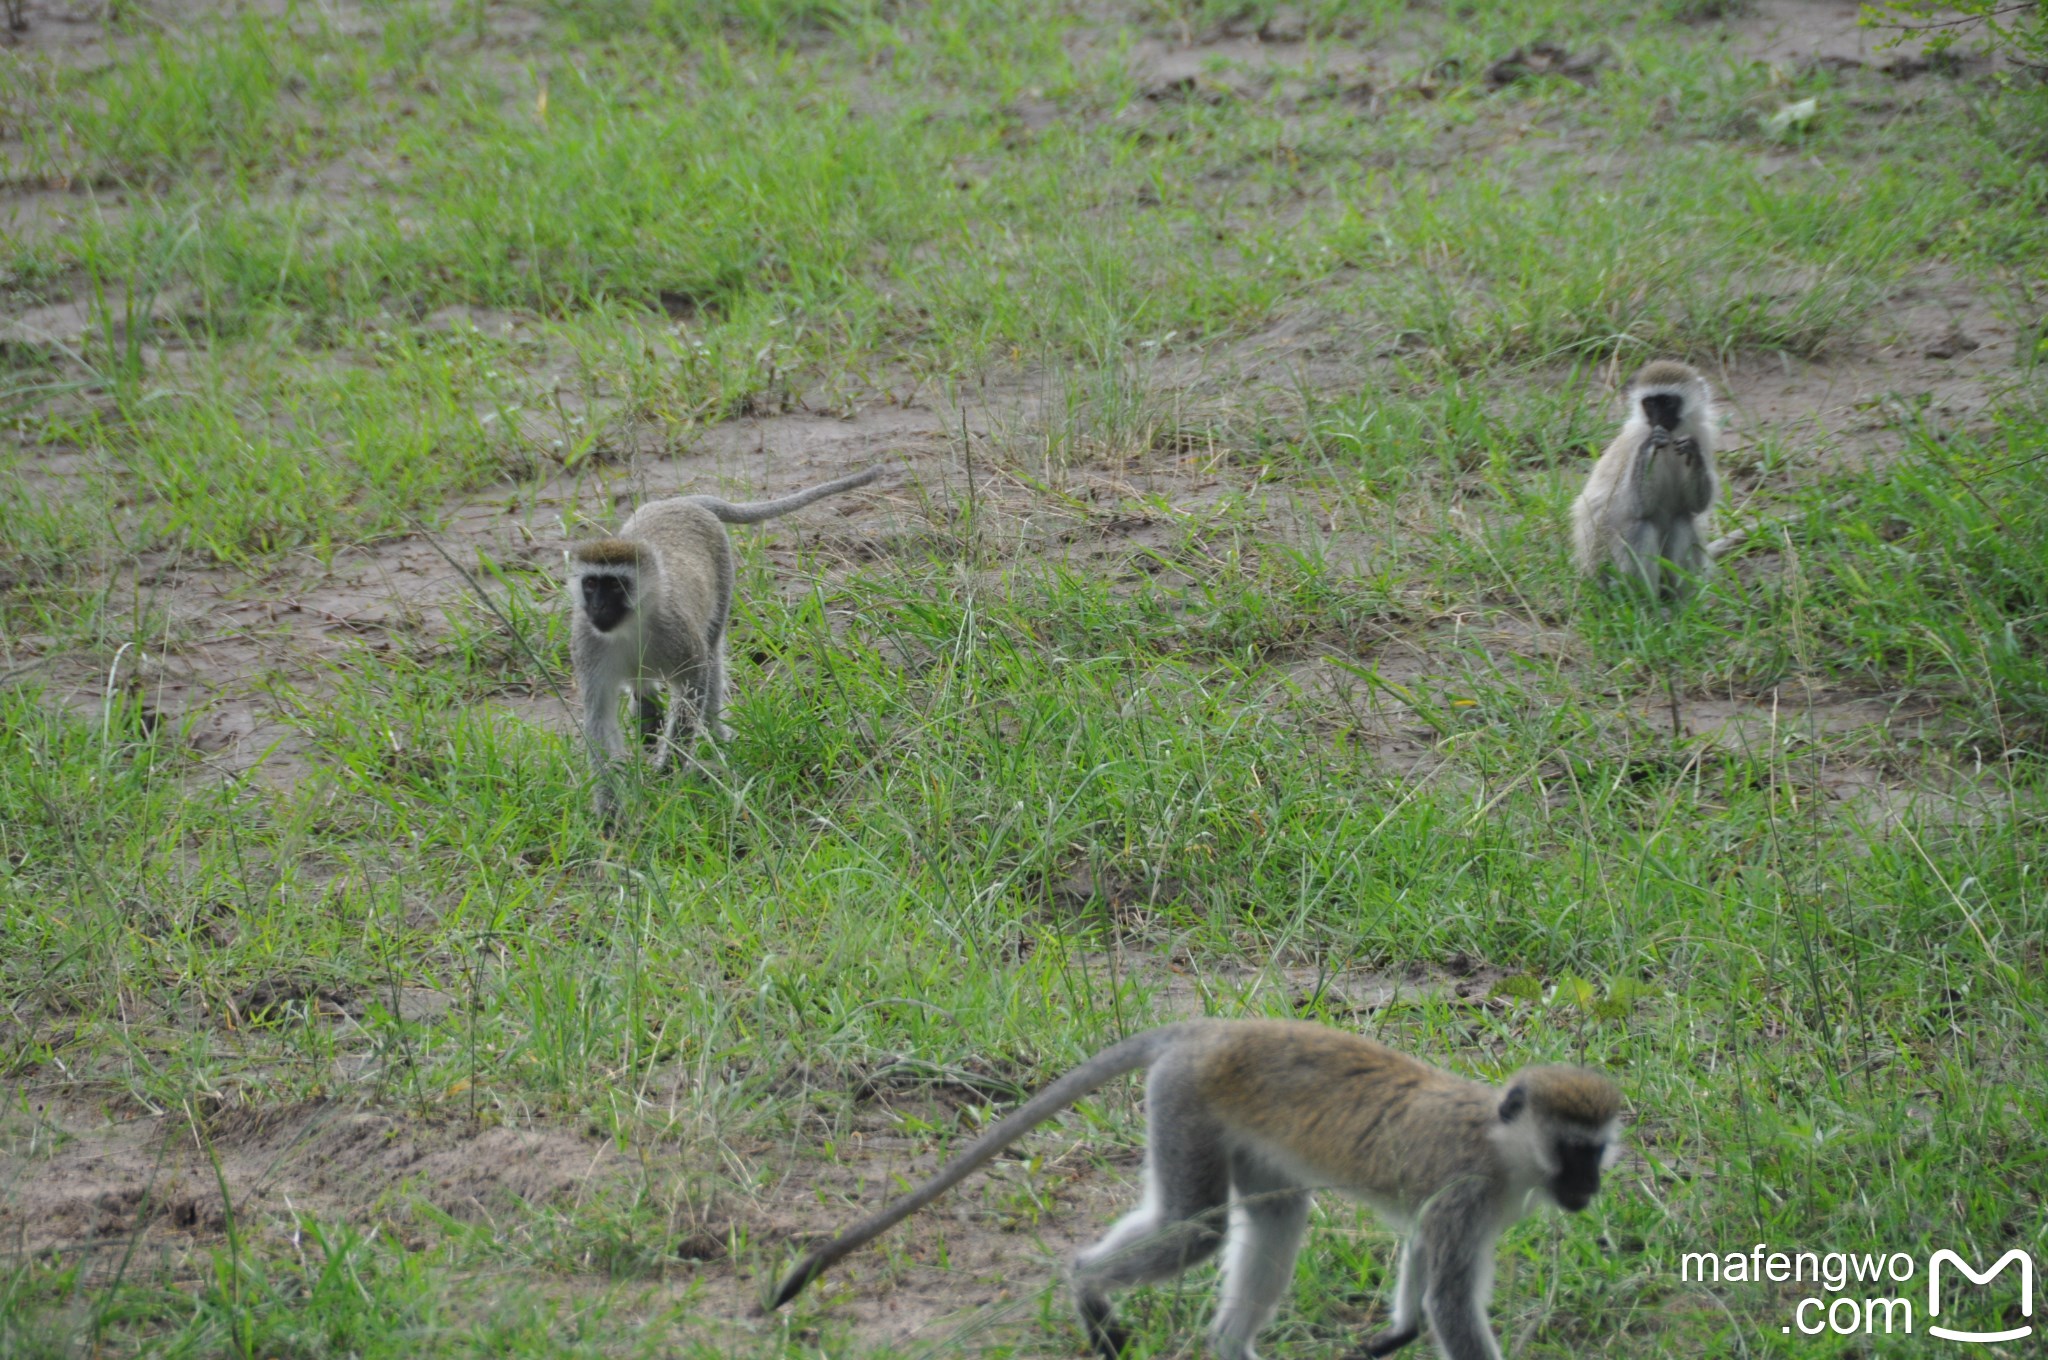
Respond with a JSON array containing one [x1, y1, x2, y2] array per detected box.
[[3, 0, 2046, 1356]]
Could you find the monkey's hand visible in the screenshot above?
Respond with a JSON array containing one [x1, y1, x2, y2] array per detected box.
[[1631, 427, 1668, 485], [1084, 1319, 1132, 1360], [1673, 435, 1702, 468]]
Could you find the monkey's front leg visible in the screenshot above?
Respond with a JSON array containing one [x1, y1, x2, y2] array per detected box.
[[1348, 1239, 1424, 1357], [580, 677, 633, 823], [650, 684, 688, 772], [1417, 1197, 1506, 1360]]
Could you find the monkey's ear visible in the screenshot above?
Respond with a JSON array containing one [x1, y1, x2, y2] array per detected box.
[[1498, 1084, 1527, 1123]]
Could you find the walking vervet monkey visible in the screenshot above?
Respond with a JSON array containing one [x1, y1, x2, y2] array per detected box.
[[768, 1019, 1623, 1360], [566, 467, 881, 816], [1572, 360, 1719, 603]]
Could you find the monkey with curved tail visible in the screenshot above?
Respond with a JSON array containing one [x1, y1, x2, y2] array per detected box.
[[565, 467, 881, 818], [769, 1019, 1622, 1360]]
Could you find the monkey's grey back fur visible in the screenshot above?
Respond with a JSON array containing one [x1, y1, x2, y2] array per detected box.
[[584, 494, 735, 694], [586, 465, 884, 699]]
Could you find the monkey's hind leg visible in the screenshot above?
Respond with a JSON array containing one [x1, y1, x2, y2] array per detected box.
[[658, 661, 726, 775], [649, 681, 689, 772], [1658, 519, 1709, 607], [1209, 1149, 1311, 1360], [1351, 1238, 1425, 1357], [1617, 519, 1667, 603], [1070, 1095, 1230, 1358], [634, 688, 666, 751], [701, 636, 731, 743]]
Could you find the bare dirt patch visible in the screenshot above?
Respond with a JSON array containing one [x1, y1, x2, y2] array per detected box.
[[1713, 268, 2022, 490], [1282, 605, 1988, 828], [1124, 30, 1381, 106], [0, 1096, 632, 1266]]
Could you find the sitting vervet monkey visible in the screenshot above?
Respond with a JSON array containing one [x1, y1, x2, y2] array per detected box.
[[1572, 360, 1719, 603], [769, 1019, 1623, 1360], [566, 467, 880, 817]]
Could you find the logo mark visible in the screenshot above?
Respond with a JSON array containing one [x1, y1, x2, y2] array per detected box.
[[1928, 1249, 2033, 1344]]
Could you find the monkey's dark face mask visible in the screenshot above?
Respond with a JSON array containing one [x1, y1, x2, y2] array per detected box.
[[1640, 392, 1684, 433], [581, 574, 634, 633], [1547, 1140, 1606, 1212]]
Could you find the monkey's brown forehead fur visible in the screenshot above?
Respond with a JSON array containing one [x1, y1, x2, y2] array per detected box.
[[1630, 359, 1703, 392], [1518, 1066, 1622, 1124], [570, 538, 647, 566]]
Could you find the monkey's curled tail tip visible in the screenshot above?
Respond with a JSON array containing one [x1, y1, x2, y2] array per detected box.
[[765, 1257, 820, 1312]]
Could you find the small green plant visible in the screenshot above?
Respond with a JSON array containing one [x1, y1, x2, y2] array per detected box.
[[1861, 0, 2047, 71]]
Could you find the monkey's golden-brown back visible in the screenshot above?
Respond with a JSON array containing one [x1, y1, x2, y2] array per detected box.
[[1189, 1019, 1500, 1198]]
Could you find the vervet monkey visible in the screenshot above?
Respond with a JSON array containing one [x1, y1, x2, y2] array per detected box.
[[1572, 360, 1719, 603], [768, 1019, 1622, 1360], [565, 467, 881, 815]]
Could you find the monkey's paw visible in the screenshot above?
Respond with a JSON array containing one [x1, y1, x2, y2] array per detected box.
[[1350, 1322, 1421, 1357]]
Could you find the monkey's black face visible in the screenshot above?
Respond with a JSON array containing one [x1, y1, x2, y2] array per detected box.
[[1640, 393, 1684, 433], [581, 574, 634, 633], [1549, 1140, 1607, 1212]]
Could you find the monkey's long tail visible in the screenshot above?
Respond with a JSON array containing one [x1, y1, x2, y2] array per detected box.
[[690, 466, 882, 524], [765, 1023, 1190, 1311]]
